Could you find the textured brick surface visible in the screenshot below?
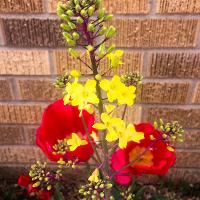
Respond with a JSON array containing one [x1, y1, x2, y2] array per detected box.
[[150, 53, 200, 78], [18, 80, 62, 101], [109, 19, 198, 48], [166, 168, 200, 183], [0, 50, 50, 75], [0, 80, 13, 100], [194, 83, 200, 103], [0, 126, 35, 145], [0, 0, 43, 13], [137, 82, 190, 104], [158, 0, 200, 13], [49, 0, 150, 14], [0, 104, 45, 124], [176, 151, 200, 168], [176, 130, 200, 149], [3, 19, 64, 47], [0, 146, 46, 163], [143, 108, 200, 128], [55, 50, 142, 75]]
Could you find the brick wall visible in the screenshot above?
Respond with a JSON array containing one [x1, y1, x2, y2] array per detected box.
[[0, 0, 200, 183]]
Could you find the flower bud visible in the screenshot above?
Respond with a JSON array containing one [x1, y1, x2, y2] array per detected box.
[[33, 181, 40, 188], [81, 9, 87, 17], [63, 32, 72, 40], [87, 45, 94, 52], [69, 48, 79, 58], [61, 14, 70, 21], [60, 23, 71, 31], [75, 4, 81, 12], [66, 38, 76, 46], [72, 32, 80, 40], [98, 8, 106, 19], [95, 74, 102, 81], [99, 26, 107, 35], [47, 185, 52, 191], [88, 6, 95, 16], [87, 23, 95, 32], [104, 14, 113, 21], [67, 10, 74, 17], [106, 26, 116, 38], [68, 22, 76, 29], [77, 16, 84, 24]]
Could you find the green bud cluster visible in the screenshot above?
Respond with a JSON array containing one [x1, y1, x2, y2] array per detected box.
[[119, 186, 135, 200], [29, 161, 62, 191], [53, 138, 69, 155], [98, 43, 116, 58], [57, 0, 103, 46], [54, 74, 71, 88], [154, 119, 184, 143], [121, 73, 143, 87], [79, 179, 113, 200], [57, 158, 77, 169]]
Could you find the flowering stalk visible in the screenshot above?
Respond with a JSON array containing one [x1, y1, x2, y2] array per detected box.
[[17, 1, 184, 200]]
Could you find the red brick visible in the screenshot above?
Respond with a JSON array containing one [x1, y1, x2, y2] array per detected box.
[[3, 18, 64, 47], [0, 104, 45, 124], [176, 130, 200, 149], [158, 0, 200, 13], [175, 150, 200, 168], [0, 146, 46, 163], [0, 80, 13, 100], [143, 107, 200, 129], [18, 80, 62, 101], [109, 19, 198, 48], [0, 0, 43, 13], [194, 83, 200, 103], [0, 50, 50, 75], [0, 126, 35, 145], [150, 53, 200, 78], [137, 82, 190, 104], [49, 0, 150, 14], [55, 50, 142, 75]]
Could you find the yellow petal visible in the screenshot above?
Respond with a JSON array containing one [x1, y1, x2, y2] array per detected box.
[[100, 79, 110, 91], [88, 169, 100, 183], [93, 123, 106, 130], [105, 104, 116, 113]]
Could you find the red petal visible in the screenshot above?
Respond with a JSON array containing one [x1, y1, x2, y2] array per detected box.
[[111, 149, 132, 185], [36, 99, 96, 162], [18, 175, 31, 187]]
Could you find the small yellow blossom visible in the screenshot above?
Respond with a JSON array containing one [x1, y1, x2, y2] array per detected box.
[[88, 169, 100, 183], [64, 76, 99, 113], [107, 50, 124, 68], [67, 133, 88, 151], [100, 75, 136, 106], [105, 104, 116, 114], [93, 113, 144, 148]]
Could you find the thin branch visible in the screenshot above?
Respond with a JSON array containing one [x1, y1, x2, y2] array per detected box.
[[77, 57, 92, 70], [122, 104, 128, 120], [81, 115, 102, 164]]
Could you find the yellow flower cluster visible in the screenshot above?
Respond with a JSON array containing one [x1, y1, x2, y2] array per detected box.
[[107, 50, 124, 68], [63, 70, 99, 114], [93, 112, 144, 149], [100, 75, 136, 106]]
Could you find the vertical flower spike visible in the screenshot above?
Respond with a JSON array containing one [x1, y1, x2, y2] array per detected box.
[[36, 99, 96, 162], [111, 123, 176, 185]]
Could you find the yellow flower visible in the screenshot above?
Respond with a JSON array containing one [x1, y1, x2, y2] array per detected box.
[[88, 169, 100, 183], [67, 133, 88, 151], [64, 78, 99, 113], [93, 113, 144, 148], [107, 50, 124, 68], [100, 75, 136, 106]]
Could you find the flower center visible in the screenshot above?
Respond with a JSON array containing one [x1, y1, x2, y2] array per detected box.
[[128, 146, 153, 167]]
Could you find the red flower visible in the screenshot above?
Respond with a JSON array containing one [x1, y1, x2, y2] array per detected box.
[[18, 175, 31, 187], [111, 123, 176, 185], [18, 175, 52, 200], [36, 99, 96, 162]]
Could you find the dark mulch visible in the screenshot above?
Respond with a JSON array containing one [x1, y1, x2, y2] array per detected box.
[[0, 179, 199, 200]]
